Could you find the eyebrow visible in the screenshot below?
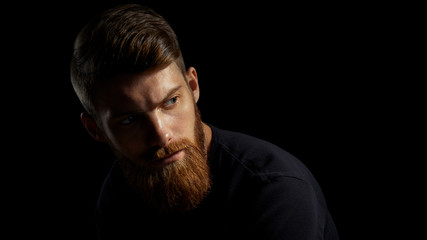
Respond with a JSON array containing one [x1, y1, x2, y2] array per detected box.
[[110, 85, 183, 119], [157, 85, 183, 106]]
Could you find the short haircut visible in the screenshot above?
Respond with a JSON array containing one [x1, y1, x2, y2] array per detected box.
[[70, 4, 186, 116]]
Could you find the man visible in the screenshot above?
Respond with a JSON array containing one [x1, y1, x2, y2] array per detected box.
[[70, 4, 339, 240]]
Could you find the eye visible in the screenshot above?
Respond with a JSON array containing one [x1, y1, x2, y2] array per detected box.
[[164, 96, 179, 108], [121, 114, 138, 125]]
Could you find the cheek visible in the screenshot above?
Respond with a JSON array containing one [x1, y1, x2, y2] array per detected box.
[[103, 124, 147, 159], [170, 103, 197, 138]]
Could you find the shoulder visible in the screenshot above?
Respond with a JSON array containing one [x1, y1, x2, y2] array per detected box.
[[209, 125, 312, 183], [207, 125, 338, 238]]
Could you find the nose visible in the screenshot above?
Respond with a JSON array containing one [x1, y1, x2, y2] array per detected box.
[[147, 111, 172, 148]]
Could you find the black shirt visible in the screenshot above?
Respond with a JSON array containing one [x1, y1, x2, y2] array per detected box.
[[96, 125, 339, 239]]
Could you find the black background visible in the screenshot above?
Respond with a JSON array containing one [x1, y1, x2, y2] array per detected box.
[[3, 1, 422, 239]]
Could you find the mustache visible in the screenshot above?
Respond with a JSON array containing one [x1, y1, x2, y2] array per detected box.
[[147, 138, 194, 161]]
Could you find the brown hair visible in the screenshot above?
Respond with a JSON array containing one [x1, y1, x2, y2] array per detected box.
[[70, 4, 186, 116]]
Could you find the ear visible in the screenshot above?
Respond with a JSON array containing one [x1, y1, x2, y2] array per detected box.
[[186, 67, 200, 103], [80, 112, 106, 142]]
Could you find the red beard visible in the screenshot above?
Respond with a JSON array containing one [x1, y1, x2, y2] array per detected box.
[[117, 109, 211, 213]]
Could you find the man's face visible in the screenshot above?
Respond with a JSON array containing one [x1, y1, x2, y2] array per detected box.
[[91, 62, 211, 212], [94, 62, 200, 167]]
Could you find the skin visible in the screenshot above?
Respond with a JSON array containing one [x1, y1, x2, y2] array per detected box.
[[80, 62, 212, 167]]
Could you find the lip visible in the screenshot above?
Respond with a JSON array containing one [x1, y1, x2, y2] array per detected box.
[[151, 149, 184, 168]]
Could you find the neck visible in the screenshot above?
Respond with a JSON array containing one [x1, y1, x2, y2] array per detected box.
[[202, 122, 212, 155]]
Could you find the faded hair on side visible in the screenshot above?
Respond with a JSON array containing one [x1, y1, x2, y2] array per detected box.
[[70, 4, 186, 116]]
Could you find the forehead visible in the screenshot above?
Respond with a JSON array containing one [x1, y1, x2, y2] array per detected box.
[[94, 63, 186, 113]]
